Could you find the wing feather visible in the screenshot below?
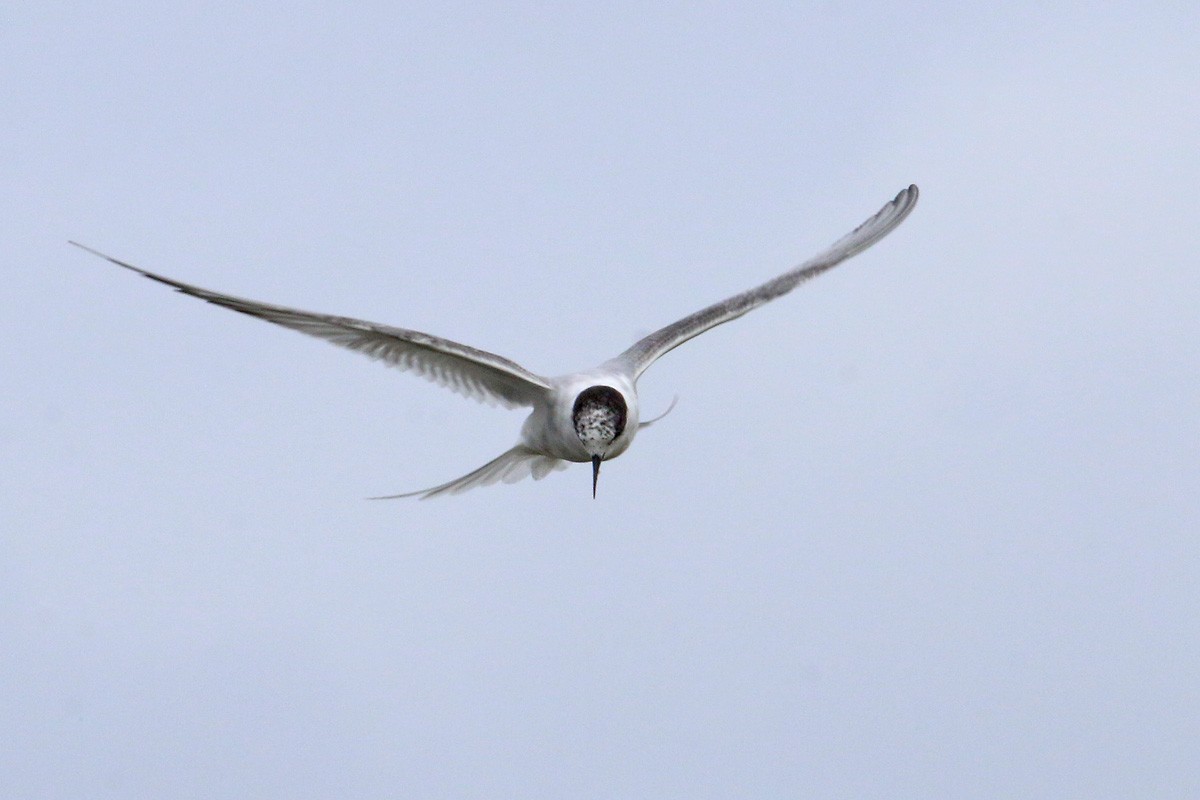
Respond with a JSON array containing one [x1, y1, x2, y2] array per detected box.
[[370, 445, 568, 500], [70, 242, 551, 408], [614, 185, 919, 378]]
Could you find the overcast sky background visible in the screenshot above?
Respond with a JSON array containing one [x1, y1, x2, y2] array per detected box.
[[4, 3, 1198, 798]]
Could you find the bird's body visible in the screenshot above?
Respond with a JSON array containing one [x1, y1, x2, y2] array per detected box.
[[72, 184, 918, 498]]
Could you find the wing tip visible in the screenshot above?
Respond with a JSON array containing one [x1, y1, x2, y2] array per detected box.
[[68, 240, 112, 262], [69, 240, 174, 285], [366, 491, 426, 501], [861, 183, 919, 239], [896, 183, 920, 215]]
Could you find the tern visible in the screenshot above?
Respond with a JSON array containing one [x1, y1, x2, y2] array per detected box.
[[71, 184, 917, 499]]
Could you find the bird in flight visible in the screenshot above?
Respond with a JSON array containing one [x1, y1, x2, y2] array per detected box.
[[72, 184, 918, 499]]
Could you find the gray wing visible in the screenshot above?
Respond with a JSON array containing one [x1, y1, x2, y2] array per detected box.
[[71, 242, 552, 408], [613, 184, 919, 379], [369, 445, 568, 500]]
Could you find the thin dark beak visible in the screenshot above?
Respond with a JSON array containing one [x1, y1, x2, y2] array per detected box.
[[591, 455, 601, 499]]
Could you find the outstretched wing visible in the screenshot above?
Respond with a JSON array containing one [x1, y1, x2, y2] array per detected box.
[[613, 184, 919, 379], [71, 242, 551, 408], [370, 445, 568, 500]]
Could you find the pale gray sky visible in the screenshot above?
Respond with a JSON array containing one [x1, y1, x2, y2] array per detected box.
[[4, 3, 1198, 798]]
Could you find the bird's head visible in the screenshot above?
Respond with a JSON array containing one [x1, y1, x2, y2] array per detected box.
[[572, 385, 628, 498]]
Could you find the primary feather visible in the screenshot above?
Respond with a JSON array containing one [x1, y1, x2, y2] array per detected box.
[[68, 242, 551, 408]]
